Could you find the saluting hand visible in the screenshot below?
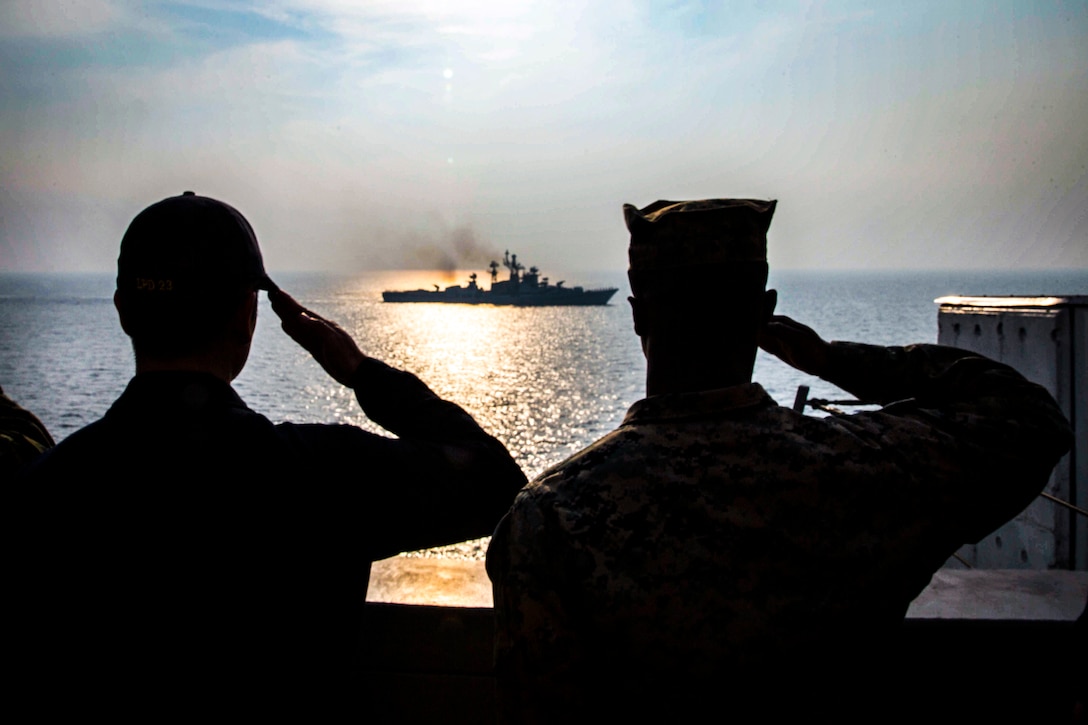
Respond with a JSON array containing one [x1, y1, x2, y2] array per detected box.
[[269, 289, 366, 386], [758, 315, 832, 378]]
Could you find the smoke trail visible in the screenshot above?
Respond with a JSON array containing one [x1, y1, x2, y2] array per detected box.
[[402, 223, 500, 281]]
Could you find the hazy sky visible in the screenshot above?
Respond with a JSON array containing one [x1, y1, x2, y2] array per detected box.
[[2, 1, 1085, 276]]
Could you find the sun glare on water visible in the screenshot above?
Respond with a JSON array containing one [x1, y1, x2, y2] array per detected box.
[[290, 271, 642, 479]]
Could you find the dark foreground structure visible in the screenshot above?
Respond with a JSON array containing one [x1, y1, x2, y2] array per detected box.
[[358, 566, 1087, 724]]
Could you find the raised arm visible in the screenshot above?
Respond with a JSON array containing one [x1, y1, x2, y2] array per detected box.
[[270, 288, 365, 385], [271, 286, 520, 443], [270, 288, 527, 557], [759, 313, 1071, 455], [760, 313, 1073, 542]]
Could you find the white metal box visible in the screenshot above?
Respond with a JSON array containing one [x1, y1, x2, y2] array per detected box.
[[936, 296, 1086, 571]]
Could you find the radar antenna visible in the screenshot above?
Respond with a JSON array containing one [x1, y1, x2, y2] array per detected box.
[[503, 250, 525, 281]]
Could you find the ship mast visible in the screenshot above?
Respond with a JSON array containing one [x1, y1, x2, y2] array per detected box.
[[502, 250, 524, 283]]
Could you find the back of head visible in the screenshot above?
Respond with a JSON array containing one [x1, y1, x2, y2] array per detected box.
[[115, 191, 274, 359], [625, 197, 775, 335]]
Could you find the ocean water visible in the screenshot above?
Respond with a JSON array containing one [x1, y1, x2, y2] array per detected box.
[[2, 268, 1086, 484]]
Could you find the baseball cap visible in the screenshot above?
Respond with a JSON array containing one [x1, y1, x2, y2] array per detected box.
[[117, 191, 276, 299]]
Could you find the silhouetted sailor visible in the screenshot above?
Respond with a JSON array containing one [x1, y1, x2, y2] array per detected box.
[[486, 198, 1073, 722], [17, 192, 526, 716]]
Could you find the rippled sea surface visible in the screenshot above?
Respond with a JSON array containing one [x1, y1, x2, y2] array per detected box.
[[3, 268, 1086, 486]]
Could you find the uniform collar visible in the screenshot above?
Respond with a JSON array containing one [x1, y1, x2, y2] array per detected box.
[[622, 383, 776, 426], [107, 371, 249, 417]]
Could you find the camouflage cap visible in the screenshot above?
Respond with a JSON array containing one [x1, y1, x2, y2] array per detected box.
[[624, 198, 776, 271]]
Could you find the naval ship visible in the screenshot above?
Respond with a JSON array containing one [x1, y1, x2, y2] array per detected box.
[[382, 251, 619, 306]]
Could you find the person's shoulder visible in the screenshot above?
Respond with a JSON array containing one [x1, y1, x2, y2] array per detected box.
[[539, 420, 647, 476], [503, 430, 646, 535], [268, 419, 387, 456], [516, 429, 627, 497], [20, 417, 113, 480]]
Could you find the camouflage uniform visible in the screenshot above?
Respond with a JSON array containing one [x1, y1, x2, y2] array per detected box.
[[0, 385, 54, 475], [487, 340, 1072, 721]]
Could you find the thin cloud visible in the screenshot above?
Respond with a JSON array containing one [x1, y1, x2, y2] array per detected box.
[[1, 1, 1085, 273], [0, 0, 122, 38]]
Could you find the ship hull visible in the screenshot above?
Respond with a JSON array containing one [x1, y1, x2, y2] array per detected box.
[[382, 288, 618, 306]]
